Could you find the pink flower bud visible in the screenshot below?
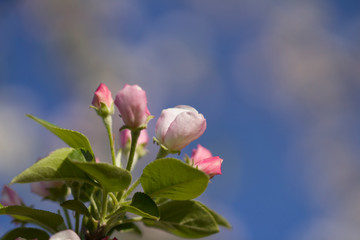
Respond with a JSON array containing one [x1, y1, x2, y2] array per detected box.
[[155, 105, 206, 151], [120, 129, 149, 149], [115, 84, 151, 129], [191, 144, 212, 163], [31, 181, 64, 198], [191, 144, 223, 178], [92, 83, 114, 116], [0, 185, 23, 206]]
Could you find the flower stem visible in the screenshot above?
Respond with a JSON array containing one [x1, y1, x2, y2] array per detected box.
[[101, 190, 108, 225], [126, 130, 140, 171], [62, 207, 72, 230], [156, 147, 169, 159], [71, 182, 81, 235], [103, 116, 116, 166], [90, 194, 100, 220], [109, 192, 118, 205], [115, 149, 122, 168], [120, 216, 142, 224], [122, 178, 141, 201]]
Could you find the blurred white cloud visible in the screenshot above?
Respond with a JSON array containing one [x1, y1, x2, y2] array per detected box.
[[0, 86, 40, 180], [2, 0, 360, 239], [234, 1, 360, 239]]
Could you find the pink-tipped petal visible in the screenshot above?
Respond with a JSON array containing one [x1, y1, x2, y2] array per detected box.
[[196, 157, 223, 178], [191, 144, 213, 165], [0, 185, 22, 206]]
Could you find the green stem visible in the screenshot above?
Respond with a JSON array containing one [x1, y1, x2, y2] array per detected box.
[[101, 190, 108, 224], [62, 207, 73, 230], [126, 130, 140, 171], [109, 192, 119, 205], [156, 147, 169, 159], [90, 194, 100, 220], [71, 182, 81, 235], [122, 178, 141, 201], [120, 216, 143, 224], [103, 116, 116, 166], [115, 149, 122, 168]]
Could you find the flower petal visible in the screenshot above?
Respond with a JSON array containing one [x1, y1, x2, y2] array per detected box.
[[163, 111, 206, 151]]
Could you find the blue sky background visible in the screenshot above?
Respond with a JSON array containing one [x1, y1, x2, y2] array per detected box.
[[1, 1, 360, 239]]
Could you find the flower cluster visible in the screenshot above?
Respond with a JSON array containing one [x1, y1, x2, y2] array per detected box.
[[0, 83, 228, 240]]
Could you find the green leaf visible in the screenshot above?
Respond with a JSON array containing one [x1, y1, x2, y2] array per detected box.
[[1, 227, 50, 240], [71, 162, 132, 192], [141, 158, 209, 200], [27, 114, 94, 157], [0, 205, 65, 233], [123, 192, 159, 220], [108, 222, 142, 236], [197, 202, 231, 229], [11, 148, 96, 186], [144, 200, 219, 238], [61, 200, 91, 218]]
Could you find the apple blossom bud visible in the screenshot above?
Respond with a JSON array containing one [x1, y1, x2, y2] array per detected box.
[[120, 129, 149, 149], [191, 144, 212, 162], [92, 83, 114, 116], [50, 230, 80, 240], [191, 144, 223, 178], [0, 185, 23, 206], [155, 105, 206, 152], [31, 181, 65, 198], [115, 84, 151, 129]]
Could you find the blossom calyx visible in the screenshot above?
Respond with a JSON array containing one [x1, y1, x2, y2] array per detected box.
[[115, 84, 152, 130], [155, 105, 206, 152], [92, 83, 114, 117]]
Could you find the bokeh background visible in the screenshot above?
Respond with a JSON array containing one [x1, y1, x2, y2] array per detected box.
[[1, 0, 360, 239]]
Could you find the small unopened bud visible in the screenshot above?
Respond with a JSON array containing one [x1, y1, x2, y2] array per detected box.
[[190, 144, 223, 178], [115, 84, 152, 129], [92, 83, 114, 117]]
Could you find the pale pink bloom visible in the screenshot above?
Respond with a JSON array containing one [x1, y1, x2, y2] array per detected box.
[[92, 83, 114, 110], [120, 128, 149, 149], [115, 84, 150, 129], [191, 144, 223, 178], [50, 230, 80, 240], [0, 185, 22, 206], [31, 181, 64, 198], [155, 105, 206, 151]]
